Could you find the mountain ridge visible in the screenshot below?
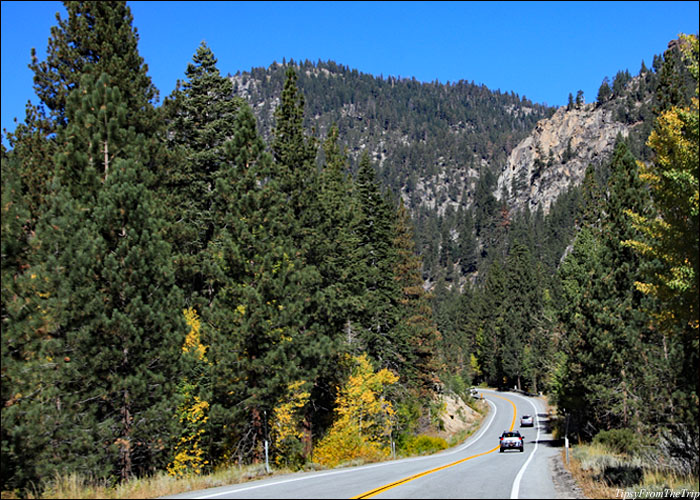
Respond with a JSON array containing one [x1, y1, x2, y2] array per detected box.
[[226, 57, 661, 281]]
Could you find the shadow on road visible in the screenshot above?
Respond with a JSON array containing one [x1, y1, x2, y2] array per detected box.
[[519, 412, 565, 448]]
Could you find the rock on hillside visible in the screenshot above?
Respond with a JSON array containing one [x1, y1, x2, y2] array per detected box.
[[436, 394, 482, 438], [496, 103, 630, 215]]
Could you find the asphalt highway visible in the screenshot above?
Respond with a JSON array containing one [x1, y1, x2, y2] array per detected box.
[[164, 390, 563, 499]]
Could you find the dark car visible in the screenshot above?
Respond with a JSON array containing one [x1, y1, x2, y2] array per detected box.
[[499, 430, 524, 452]]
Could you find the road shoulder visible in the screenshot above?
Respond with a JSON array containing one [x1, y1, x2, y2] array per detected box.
[[549, 453, 586, 499]]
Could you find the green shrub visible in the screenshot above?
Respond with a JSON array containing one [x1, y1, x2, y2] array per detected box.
[[401, 435, 448, 456], [593, 428, 645, 456]]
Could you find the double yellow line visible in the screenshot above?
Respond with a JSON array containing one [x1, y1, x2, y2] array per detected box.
[[352, 393, 517, 499]]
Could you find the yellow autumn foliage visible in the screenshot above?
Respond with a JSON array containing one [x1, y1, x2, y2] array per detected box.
[[167, 394, 210, 477], [623, 34, 698, 335], [182, 307, 207, 361], [271, 380, 310, 466], [314, 354, 398, 468], [168, 309, 211, 477]]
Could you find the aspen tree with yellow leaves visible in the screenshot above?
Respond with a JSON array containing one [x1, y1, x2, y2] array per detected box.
[[623, 33, 699, 446], [168, 309, 211, 477], [271, 380, 311, 467], [313, 354, 398, 468], [624, 34, 699, 338]]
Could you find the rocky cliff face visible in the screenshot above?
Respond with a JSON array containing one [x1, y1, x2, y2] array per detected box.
[[495, 103, 631, 215]]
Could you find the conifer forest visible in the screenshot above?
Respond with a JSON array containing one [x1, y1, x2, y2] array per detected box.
[[1, 2, 698, 494]]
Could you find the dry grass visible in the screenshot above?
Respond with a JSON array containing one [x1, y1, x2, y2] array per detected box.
[[1, 464, 292, 500], [631, 467, 699, 495], [561, 446, 619, 499], [561, 443, 699, 499]]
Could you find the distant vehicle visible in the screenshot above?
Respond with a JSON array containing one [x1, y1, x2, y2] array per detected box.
[[469, 388, 479, 398], [520, 415, 534, 427], [499, 430, 524, 452]]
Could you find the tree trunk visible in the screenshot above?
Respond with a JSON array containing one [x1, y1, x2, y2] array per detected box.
[[120, 389, 132, 481]]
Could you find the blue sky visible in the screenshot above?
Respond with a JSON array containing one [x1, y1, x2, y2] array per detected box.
[[2, 1, 698, 144]]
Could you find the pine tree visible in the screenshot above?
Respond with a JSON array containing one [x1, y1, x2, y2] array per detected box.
[[597, 76, 612, 105], [161, 41, 244, 307], [316, 125, 358, 304], [28, 1, 166, 199], [456, 208, 478, 274], [29, 1, 158, 132], [351, 152, 401, 370], [453, 283, 483, 384], [476, 258, 509, 387], [271, 66, 318, 226], [206, 102, 292, 464], [269, 71, 353, 460], [307, 125, 361, 434], [654, 39, 696, 113], [591, 140, 658, 431], [1, 148, 44, 491], [579, 164, 605, 229], [2, 103, 56, 229], [3, 73, 184, 486], [556, 139, 671, 437], [206, 102, 333, 466], [502, 241, 541, 391], [392, 199, 442, 397], [555, 226, 606, 435]]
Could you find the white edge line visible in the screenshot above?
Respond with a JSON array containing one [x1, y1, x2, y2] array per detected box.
[[509, 394, 541, 499], [191, 395, 499, 499]]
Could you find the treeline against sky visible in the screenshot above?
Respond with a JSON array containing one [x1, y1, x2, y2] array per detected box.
[[1, 1, 443, 488]]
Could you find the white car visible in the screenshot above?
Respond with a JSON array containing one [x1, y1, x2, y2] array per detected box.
[[499, 430, 524, 452], [520, 415, 534, 427]]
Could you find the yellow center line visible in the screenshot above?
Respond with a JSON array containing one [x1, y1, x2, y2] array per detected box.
[[493, 393, 518, 432], [351, 392, 518, 499]]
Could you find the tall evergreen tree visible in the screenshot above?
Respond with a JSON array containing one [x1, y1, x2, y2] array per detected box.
[[161, 41, 243, 307], [206, 102, 338, 466], [555, 226, 606, 435], [2, 103, 56, 230], [271, 66, 318, 226], [2, 73, 184, 487], [391, 199, 442, 397], [1, 147, 41, 491], [597, 76, 612, 104], [502, 241, 541, 391], [556, 139, 670, 437], [268, 71, 352, 459], [456, 207, 478, 274], [29, 1, 158, 132], [206, 102, 299, 464], [351, 153, 401, 370], [476, 258, 509, 387]]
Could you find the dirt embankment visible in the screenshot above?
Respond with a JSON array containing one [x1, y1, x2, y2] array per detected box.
[[434, 393, 486, 439]]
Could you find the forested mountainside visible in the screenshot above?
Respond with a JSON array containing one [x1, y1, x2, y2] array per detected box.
[[227, 52, 694, 284], [1, 2, 698, 495], [229, 59, 554, 201], [226, 60, 555, 282]]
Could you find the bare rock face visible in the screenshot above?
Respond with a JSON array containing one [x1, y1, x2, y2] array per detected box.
[[496, 103, 629, 215]]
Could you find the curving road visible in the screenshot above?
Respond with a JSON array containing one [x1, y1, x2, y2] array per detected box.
[[163, 390, 564, 499]]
